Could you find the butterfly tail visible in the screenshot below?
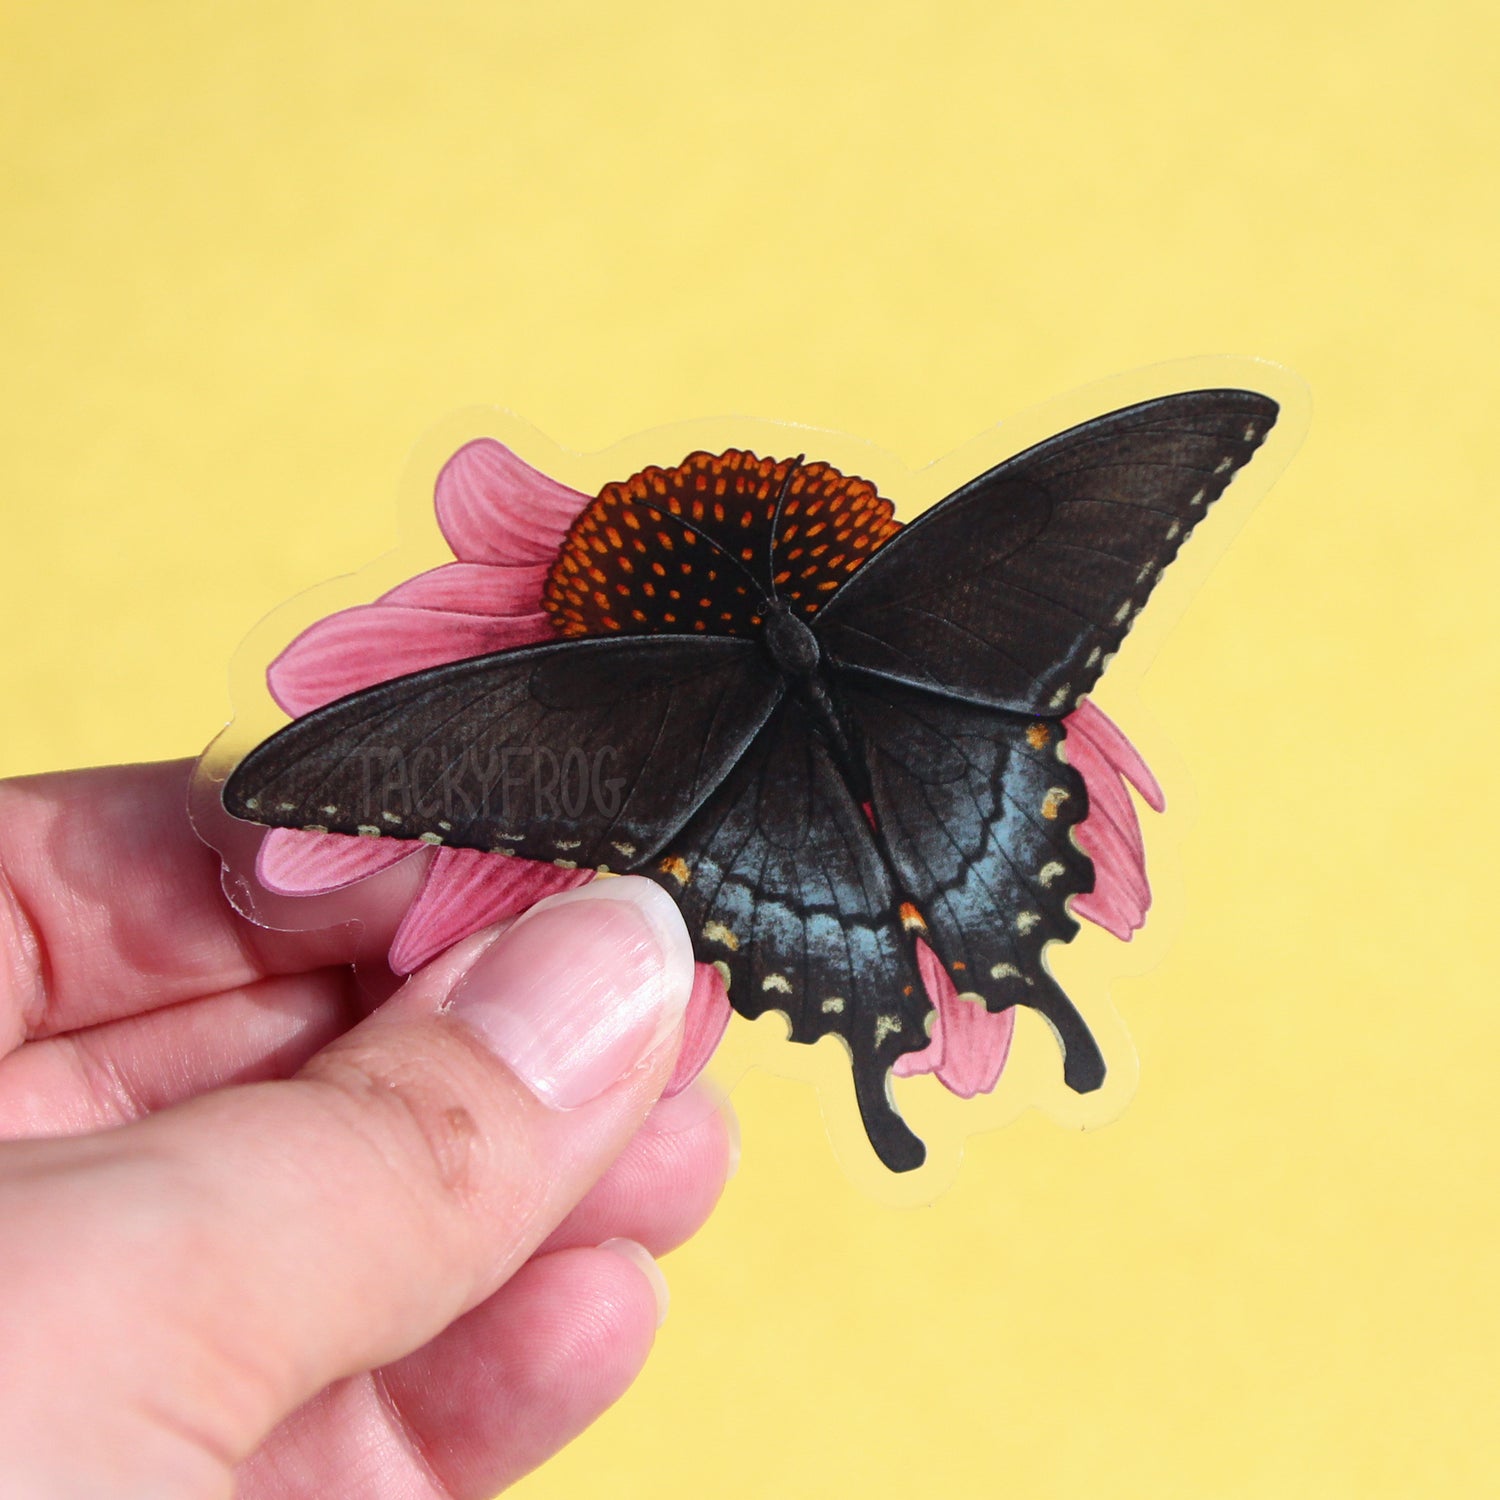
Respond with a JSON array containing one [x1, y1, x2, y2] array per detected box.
[[1025, 972, 1107, 1093], [852, 1054, 927, 1173]]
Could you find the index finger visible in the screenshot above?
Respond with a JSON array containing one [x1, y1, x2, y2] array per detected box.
[[0, 761, 427, 1049]]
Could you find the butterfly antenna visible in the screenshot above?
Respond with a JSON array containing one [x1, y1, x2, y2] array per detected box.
[[619, 498, 769, 600], [765, 455, 804, 602]]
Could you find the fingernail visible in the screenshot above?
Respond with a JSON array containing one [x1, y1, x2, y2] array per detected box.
[[600, 1237, 671, 1328], [449, 879, 693, 1109]]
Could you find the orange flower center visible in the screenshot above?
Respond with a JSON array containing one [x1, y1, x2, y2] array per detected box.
[[542, 449, 901, 639]]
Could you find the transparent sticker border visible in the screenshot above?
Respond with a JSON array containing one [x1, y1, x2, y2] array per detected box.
[[192, 355, 1309, 1205]]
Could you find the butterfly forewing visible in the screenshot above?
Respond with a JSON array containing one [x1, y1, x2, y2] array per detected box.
[[223, 634, 783, 872], [646, 697, 932, 1172], [839, 675, 1106, 1091], [814, 390, 1279, 714]]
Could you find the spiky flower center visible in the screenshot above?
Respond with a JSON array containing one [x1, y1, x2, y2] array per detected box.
[[542, 449, 901, 639]]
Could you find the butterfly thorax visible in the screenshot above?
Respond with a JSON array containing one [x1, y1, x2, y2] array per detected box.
[[541, 449, 901, 640], [761, 599, 820, 679], [753, 597, 873, 804]]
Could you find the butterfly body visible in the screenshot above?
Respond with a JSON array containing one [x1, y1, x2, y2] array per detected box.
[[224, 390, 1280, 1172], [761, 598, 822, 679]]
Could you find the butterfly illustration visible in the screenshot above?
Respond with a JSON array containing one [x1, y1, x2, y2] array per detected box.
[[223, 390, 1278, 1171]]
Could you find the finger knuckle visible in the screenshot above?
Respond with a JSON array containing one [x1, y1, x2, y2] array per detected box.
[[302, 1032, 499, 1210]]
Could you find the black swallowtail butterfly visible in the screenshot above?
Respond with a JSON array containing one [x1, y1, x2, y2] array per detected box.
[[224, 390, 1278, 1171]]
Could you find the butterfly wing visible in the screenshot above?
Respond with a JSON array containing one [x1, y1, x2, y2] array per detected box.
[[646, 697, 933, 1172], [223, 634, 783, 872], [838, 674, 1105, 1090], [813, 389, 1279, 714]]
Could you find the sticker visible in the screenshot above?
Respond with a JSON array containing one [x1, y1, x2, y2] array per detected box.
[[194, 357, 1307, 1201]]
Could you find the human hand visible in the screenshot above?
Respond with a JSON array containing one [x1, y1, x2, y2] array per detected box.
[[0, 761, 735, 1499]]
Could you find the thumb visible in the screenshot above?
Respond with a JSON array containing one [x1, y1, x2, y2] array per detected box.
[[0, 876, 693, 1493]]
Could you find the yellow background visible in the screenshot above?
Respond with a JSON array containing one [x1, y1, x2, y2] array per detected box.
[[3, 3, 1495, 1495]]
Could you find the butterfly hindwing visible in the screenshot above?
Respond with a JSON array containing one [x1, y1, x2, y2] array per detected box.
[[813, 390, 1278, 714], [223, 634, 784, 872], [838, 673, 1106, 1091], [647, 697, 933, 1171]]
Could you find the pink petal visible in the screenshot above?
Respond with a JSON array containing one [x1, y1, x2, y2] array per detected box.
[[934, 999, 1017, 1099], [893, 940, 1014, 1097], [388, 847, 593, 975], [435, 439, 592, 567], [893, 940, 950, 1077], [379, 561, 552, 617], [1074, 807, 1150, 913], [1062, 699, 1164, 940], [267, 603, 552, 716], [663, 962, 734, 1097], [1071, 885, 1142, 942], [1066, 699, 1165, 811], [928, 941, 1016, 1098], [1065, 728, 1146, 866], [257, 827, 418, 895], [893, 1023, 943, 1078]]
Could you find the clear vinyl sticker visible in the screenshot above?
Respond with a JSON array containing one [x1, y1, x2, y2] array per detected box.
[[193, 356, 1308, 1205]]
